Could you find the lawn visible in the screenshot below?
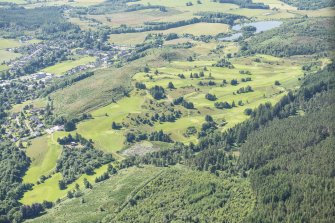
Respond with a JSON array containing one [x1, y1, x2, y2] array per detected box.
[[42, 56, 96, 76]]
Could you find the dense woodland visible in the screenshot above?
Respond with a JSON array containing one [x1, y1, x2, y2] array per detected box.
[[280, 0, 335, 9], [242, 18, 335, 57], [0, 143, 32, 222], [56, 134, 114, 187]]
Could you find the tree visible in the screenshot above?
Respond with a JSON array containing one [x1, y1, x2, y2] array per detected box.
[[58, 180, 66, 190], [83, 178, 92, 189], [112, 122, 120, 130], [64, 120, 76, 132], [149, 86, 166, 100], [168, 82, 175, 89]]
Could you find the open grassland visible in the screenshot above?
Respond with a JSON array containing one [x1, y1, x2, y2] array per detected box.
[[27, 166, 163, 223], [28, 166, 255, 223], [0, 64, 8, 71], [128, 0, 239, 13], [0, 38, 40, 62], [87, 8, 194, 28], [254, 0, 297, 10], [42, 56, 96, 76], [24, 0, 105, 8]]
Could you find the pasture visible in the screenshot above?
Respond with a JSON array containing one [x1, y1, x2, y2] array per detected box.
[[42, 56, 96, 76]]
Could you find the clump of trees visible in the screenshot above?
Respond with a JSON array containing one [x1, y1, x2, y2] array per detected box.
[[213, 58, 234, 68], [205, 93, 217, 101], [135, 82, 146, 89], [56, 137, 114, 188], [125, 130, 173, 143], [149, 86, 166, 100]]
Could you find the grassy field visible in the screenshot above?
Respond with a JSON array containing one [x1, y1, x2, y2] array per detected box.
[[0, 38, 40, 50], [42, 56, 96, 76], [161, 23, 230, 36], [10, 98, 47, 114], [109, 33, 149, 46], [23, 133, 64, 184], [0, 38, 41, 63], [27, 166, 163, 222], [0, 50, 21, 63]]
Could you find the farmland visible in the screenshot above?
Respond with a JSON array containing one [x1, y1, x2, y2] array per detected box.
[[42, 56, 96, 76]]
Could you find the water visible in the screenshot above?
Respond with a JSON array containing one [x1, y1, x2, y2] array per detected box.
[[232, 21, 282, 33], [219, 20, 282, 41]]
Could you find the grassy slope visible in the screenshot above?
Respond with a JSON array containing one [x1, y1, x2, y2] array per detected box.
[[51, 49, 170, 117]]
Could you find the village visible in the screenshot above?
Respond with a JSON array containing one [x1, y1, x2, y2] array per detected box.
[[0, 36, 132, 146]]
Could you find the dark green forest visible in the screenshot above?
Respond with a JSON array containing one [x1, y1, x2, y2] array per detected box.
[[280, 0, 335, 10], [242, 18, 335, 57]]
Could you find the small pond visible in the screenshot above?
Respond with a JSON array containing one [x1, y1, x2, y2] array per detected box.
[[219, 20, 283, 41]]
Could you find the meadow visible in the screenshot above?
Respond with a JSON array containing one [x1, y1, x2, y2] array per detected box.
[[0, 38, 40, 63], [42, 56, 96, 76]]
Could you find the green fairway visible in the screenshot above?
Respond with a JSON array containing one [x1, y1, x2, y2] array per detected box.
[[132, 54, 304, 142], [21, 164, 109, 205], [42, 56, 96, 76], [23, 133, 65, 184], [71, 94, 146, 155]]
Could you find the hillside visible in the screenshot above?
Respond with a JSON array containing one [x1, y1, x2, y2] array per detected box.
[[0, 0, 334, 222]]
